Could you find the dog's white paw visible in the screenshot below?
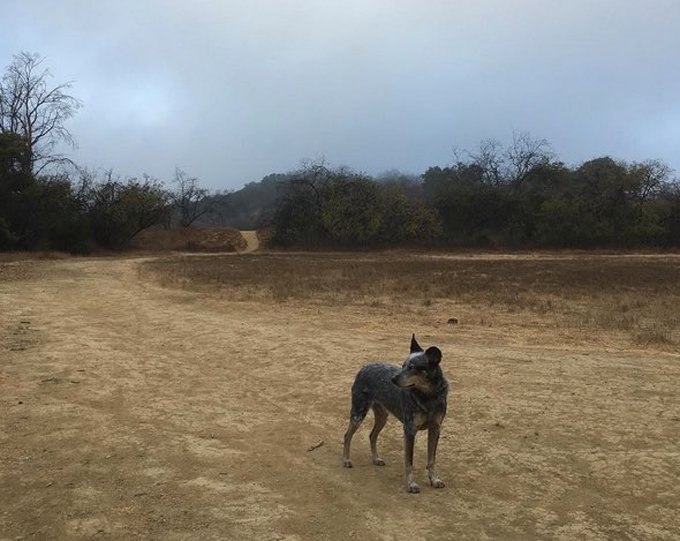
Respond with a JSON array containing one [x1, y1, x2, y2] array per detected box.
[[430, 478, 445, 489], [407, 482, 421, 494], [372, 457, 386, 466]]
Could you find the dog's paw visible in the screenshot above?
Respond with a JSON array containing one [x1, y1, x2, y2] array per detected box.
[[343, 459, 353, 468], [430, 478, 446, 489], [407, 482, 421, 494], [372, 457, 386, 466]]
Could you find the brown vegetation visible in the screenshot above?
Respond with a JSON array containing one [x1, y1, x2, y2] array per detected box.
[[142, 251, 680, 349], [129, 226, 247, 252]]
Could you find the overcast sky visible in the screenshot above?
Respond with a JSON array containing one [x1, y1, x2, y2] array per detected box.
[[2, 0, 679, 190]]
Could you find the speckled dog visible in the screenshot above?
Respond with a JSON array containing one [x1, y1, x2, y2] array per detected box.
[[342, 335, 448, 493]]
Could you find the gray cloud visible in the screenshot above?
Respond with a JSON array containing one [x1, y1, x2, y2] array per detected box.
[[2, 0, 679, 189]]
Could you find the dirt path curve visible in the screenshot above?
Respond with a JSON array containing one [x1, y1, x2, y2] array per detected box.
[[240, 230, 259, 252]]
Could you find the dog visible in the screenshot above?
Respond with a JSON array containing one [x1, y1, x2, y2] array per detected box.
[[342, 334, 448, 493]]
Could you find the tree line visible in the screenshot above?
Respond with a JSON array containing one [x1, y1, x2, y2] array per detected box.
[[0, 151, 210, 252], [2, 51, 679, 252], [271, 146, 680, 248]]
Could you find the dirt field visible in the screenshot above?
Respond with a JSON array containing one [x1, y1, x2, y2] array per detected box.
[[1, 250, 679, 540]]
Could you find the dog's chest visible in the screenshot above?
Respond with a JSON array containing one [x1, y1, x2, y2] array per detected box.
[[413, 410, 444, 430], [414, 412, 429, 430]]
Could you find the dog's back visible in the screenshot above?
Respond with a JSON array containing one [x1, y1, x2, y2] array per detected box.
[[349, 363, 403, 421]]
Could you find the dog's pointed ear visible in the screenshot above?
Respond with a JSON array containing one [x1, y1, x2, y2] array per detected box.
[[425, 346, 442, 365], [410, 334, 423, 353]]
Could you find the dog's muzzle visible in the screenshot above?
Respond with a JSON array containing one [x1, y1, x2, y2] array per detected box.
[[392, 374, 408, 387]]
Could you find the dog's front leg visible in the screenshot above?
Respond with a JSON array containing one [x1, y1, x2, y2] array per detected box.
[[427, 424, 445, 488], [403, 425, 420, 493]]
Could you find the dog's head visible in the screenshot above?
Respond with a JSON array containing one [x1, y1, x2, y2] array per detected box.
[[392, 334, 443, 393]]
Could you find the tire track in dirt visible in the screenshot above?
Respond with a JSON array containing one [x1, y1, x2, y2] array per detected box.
[[0, 258, 302, 539]]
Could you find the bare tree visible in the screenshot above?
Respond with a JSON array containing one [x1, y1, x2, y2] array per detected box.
[[463, 132, 554, 187], [469, 138, 504, 185], [0, 52, 81, 174], [169, 167, 209, 227], [505, 131, 554, 186], [628, 159, 673, 203]]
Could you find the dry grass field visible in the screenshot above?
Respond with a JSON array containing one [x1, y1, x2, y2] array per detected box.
[[1, 250, 679, 540]]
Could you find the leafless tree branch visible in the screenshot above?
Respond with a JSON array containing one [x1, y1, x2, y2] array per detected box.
[[0, 52, 82, 174]]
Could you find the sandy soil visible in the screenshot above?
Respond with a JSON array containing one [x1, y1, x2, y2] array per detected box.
[[1, 254, 679, 540]]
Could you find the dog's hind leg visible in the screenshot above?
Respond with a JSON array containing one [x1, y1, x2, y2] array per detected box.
[[369, 404, 388, 466], [342, 390, 371, 468], [342, 416, 363, 468]]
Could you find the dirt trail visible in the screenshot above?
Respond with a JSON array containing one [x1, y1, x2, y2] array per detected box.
[[1, 256, 678, 540], [240, 230, 259, 252]]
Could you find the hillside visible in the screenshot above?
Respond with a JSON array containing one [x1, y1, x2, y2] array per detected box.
[[196, 173, 287, 229]]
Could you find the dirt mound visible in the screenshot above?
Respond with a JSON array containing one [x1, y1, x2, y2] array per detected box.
[[129, 227, 247, 252]]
